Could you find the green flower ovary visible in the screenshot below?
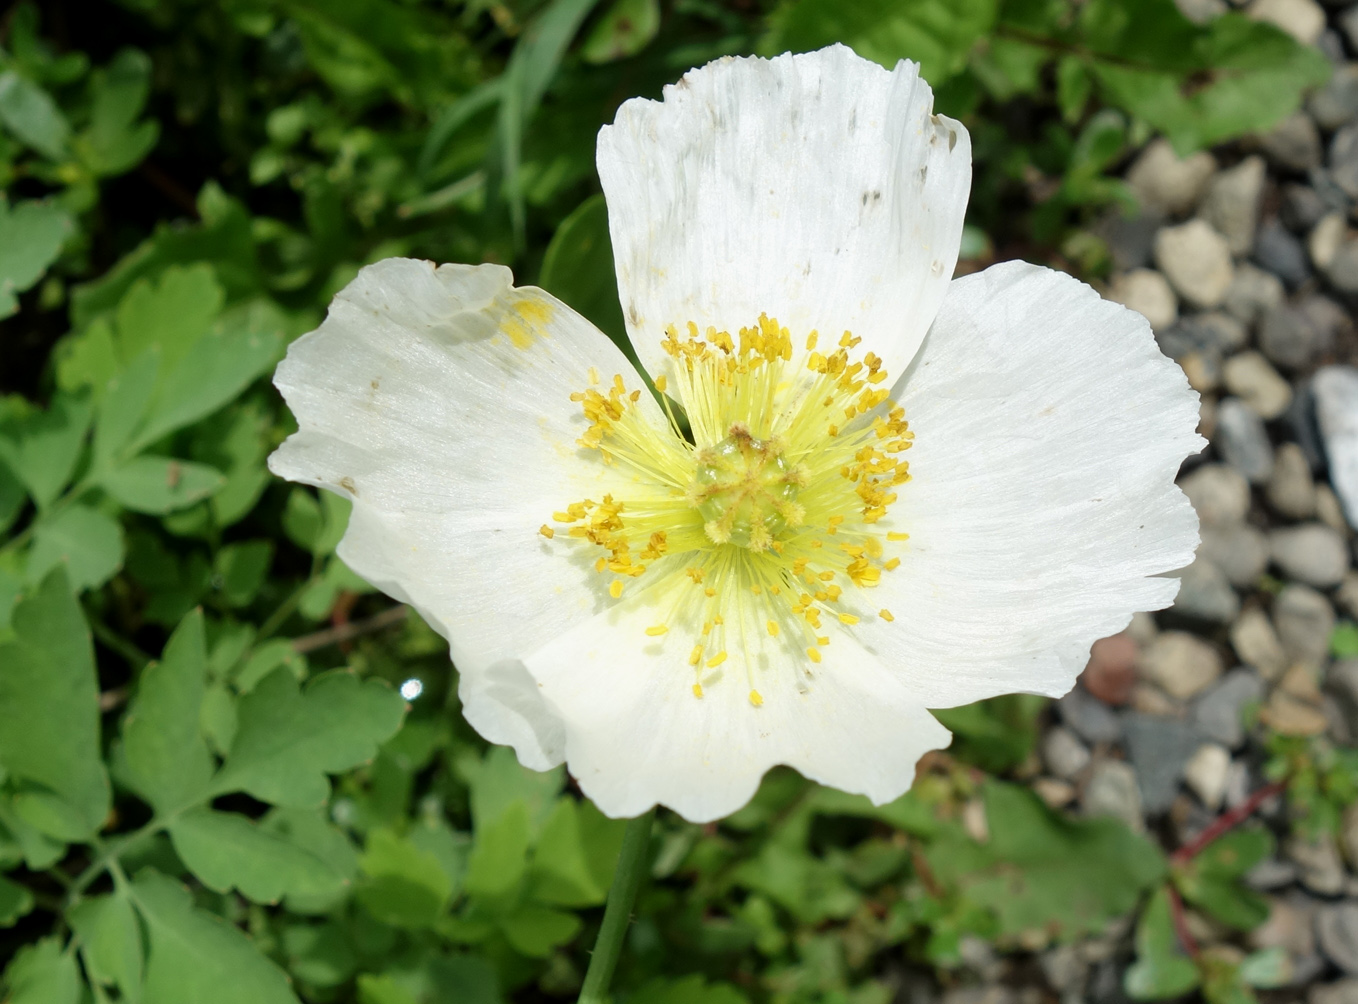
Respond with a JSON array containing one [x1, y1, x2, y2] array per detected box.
[[689, 424, 806, 551]]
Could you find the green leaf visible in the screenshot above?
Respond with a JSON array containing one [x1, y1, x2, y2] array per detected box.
[[581, 0, 660, 63], [168, 807, 349, 905], [529, 797, 626, 907], [214, 667, 406, 807], [1176, 829, 1274, 930], [927, 781, 1165, 944], [262, 808, 360, 915], [630, 975, 752, 1004], [1124, 887, 1200, 1000], [763, 0, 998, 83], [120, 608, 214, 815], [464, 801, 531, 904], [99, 456, 225, 514], [1332, 621, 1358, 659], [0, 569, 110, 839], [114, 264, 224, 373], [459, 745, 563, 838], [931, 694, 1046, 772], [213, 541, 273, 607], [94, 349, 160, 467], [68, 889, 144, 1000], [283, 488, 350, 556], [1238, 948, 1291, 989], [0, 873, 35, 927], [357, 828, 453, 928], [281, 920, 355, 988], [0, 196, 74, 318], [538, 194, 627, 349], [130, 869, 300, 1004], [26, 504, 124, 591], [1, 936, 82, 1004], [499, 903, 581, 957], [0, 391, 92, 509], [0, 71, 70, 158], [82, 48, 159, 176], [132, 300, 286, 452]]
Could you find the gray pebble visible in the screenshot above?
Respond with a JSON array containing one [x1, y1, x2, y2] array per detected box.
[[1284, 380, 1328, 472], [1215, 397, 1275, 484], [1058, 686, 1124, 744], [1333, 125, 1358, 201], [1268, 441, 1319, 519], [1170, 556, 1241, 623], [1326, 659, 1358, 742], [1328, 239, 1358, 296], [1271, 522, 1351, 587], [1123, 713, 1201, 815], [1082, 760, 1144, 831], [1200, 523, 1270, 588], [1127, 140, 1217, 216], [1311, 65, 1358, 131], [1311, 980, 1358, 1004], [1275, 584, 1337, 666], [1179, 463, 1252, 526], [1222, 264, 1285, 325], [1288, 831, 1347, 896], [1256, 218, 1313, 287], [1318, 903, 1358, 975], [1259, 301, 1335, 371], [1193, 668, 1265, 748], [1315, 367, 1358, 529], [1202, 156, 1266, 256], [1157, 310, 1247, 364], [1042, 726, 1091, 781], [1095, 207, 1163, 272], [1283, 183, 1332, 232], [1261, 114, 1323, 174], [1247, 857, 1300, 891]]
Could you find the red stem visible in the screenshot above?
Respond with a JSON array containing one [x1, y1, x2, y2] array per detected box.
[[1166, 882, 1200, 959], [1170, 779, 1287, 865]]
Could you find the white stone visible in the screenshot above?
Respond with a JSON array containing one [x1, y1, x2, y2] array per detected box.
[[1127, 139, 1218, 215], [1155, 219, 1236, 309], [1248, 0, 1327, 44], [1184, 743, 1232, 809], [1314, 366, 1358, 530], [1180, 463, 1252, 526], [1201, 156, 1266, 256], [1319, 484, 1352, 536], [1139, 631, 1225, 699], [1042, 726, 1092, 780], [1107, 268, 1179, 331], [1223, 351, 1293, 419], [1232, 608, 1289, 680], [1271, 523, 1351, 588], [1311, 212, 1349, 270], [1268, 442, 1317, 520]]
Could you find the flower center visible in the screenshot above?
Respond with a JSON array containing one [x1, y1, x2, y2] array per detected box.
[[690, 425, 805, 551]]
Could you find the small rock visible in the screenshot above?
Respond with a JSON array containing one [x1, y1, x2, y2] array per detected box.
[[1274, 583, 1336, 666], [1337, 573, 1358, 619], [1156, 220, 1236, 308], [1327, 660, 1358, 739], [940, 987, 1014, 1004], [1343, 803, 1358, 870], [1284, 380, 1327, 473], [1262, 113, 1324, 173], [1247, 856, 1300, 890], [1202, 156, 1266, 255], [1124, 714, 1203, 814], [1314, 367, 1358, 529], [1288, 831, 1347, 895], [1318, 903, 1358, 975], [1268, 442, 1318, 519], [1313, 212, 1350, 270], [1127, 611, 1160, 647], [1139, 631, 1225, 699], [1158, 311, 1248, 364], [1082, 759, 1144, 831], [1180, 463, 1252, 526], [1127, 140, 1218, 216], [1131, 682, 1184, 718], [1335, 125, 1358, 202], [1271, 522, 1351, 587], [1183, 743, 1232, 809], [1193, 668, 1265, 747], [1343, 6, 1358, 54], [1042, 726, 1091, 780], [1040, 944, 1088, 995], [1310, 65, 1358, 131], [1256, 218, 1313, 288], [1327, 239, 1358, 295], [1057, 685, 1124, 744], [1248, 0, 1326, 43], [1200, 523, 1270, 588], [1215, 397, 1275, 484], [1251, 895, 1318, 964], [1170, 556, 1241, 623], [1033, 777, 1076, 810], [1311, 980, 1358, 1004], [1222, 263, 1285, 324], [1224, 351, 1293, 420], [1082, 633, 1139, 706], [1096, 207, 1164, 272], [1318, 484, 1351, 535], [1232, 607, 1289, 680], [1107, 269, 1178, 331], [1285, 183, 1333, 232], [1265, 690, 1331, 735], [1259, 302, 1334, 371]]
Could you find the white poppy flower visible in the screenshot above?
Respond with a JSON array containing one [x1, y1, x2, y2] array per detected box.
[[269, 45, 1203, 823]]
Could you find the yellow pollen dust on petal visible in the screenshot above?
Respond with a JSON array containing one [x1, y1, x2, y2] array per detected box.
[[548, 313, 914, 706]]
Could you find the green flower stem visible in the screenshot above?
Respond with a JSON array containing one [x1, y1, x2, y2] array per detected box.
[[577, 807, 656, 1004]]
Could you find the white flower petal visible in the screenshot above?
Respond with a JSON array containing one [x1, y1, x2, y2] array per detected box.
[[269, 258, 662, 769], [859, 261, 1204, 708], [523, 594, 952, 822], [598, 44, 970, 384]]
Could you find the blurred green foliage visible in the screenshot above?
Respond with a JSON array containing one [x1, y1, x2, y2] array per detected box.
[[0, 0, 1349, 1001]]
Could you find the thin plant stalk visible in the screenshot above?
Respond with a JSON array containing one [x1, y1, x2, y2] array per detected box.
[[577, 807, 656, 1004]]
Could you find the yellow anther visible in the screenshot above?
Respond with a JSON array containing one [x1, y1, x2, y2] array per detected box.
[[884, 557, 901, 570], [655, 374, 667, 392], [645, 625, 668, 637], [705, 587, 715, 597], [539, 525, 555, 539], [587, 366, 600, 385], [805, 331, 818, 350], [749, 689, 764, 707], [879, 609, 895, 622], [706, 651, 728, 668], [689, 645, 704, 666], [609, 580, 624, 599], [838, 613, 859, 625], [692, 683, 704, 699], [807, 647, 822, 664], [767, 620, 779, 637]]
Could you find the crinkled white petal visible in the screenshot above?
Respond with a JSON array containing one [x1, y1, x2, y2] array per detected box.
[[598, 44, 970, 383], [858, 261, 1204, 709], [269, 258, 662, 769], [523, 589, 952, 822]]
